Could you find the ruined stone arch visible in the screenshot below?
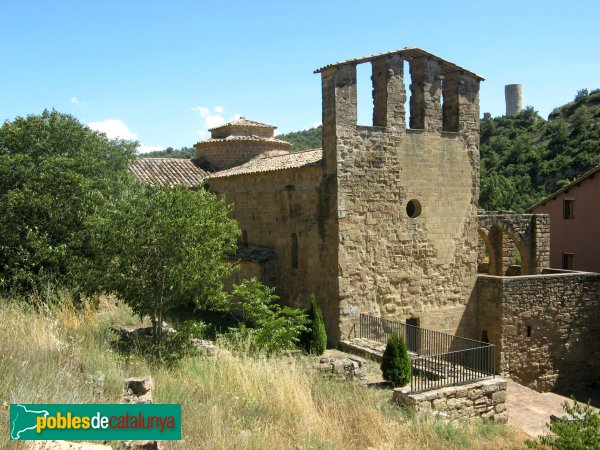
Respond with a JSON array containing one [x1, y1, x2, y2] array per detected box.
[[501, 226, 530, 275], [477, 228, 496, 275], [481, 222, 530, 276]]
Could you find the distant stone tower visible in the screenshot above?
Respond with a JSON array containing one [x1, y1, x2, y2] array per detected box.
[[505, 84, 523, 116]]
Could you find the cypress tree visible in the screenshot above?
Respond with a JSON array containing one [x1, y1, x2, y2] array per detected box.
[[380, 333, 411, 387], [300, 294, 327, 355]]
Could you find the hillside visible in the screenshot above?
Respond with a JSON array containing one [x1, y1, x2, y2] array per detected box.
[[278, 126, 323, 152], [480, 89, 600, 211], [141, 146, 195, 158], [0, 297, 527, 449]]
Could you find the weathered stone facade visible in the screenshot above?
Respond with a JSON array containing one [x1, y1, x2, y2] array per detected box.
[[209, 163, 344, 339], [393, 378, 508, 423], [476, 272, 600, 391], [206, 47, 486, 344], [318, 50, 483, 340]]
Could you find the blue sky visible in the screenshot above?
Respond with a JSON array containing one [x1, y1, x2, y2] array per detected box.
[[1, 0, 598, 152]]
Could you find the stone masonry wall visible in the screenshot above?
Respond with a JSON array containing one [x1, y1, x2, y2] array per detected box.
[[321, 56, 481, 340], [195, 141, 290, 171], [476, 273, 600, 392], [210, 166, 340, 343], [393, 378, 508, 423]]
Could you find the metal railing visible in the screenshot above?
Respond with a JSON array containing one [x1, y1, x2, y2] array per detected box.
[[358, 314, 495, 393], [411, 345, 495, 393], [359, 314, 491, 356]]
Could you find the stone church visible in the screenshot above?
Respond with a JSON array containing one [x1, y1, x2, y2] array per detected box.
[[131, 47, 600, 393]]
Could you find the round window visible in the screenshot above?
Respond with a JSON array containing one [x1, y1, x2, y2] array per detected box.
[[406, 199, 422, 218]]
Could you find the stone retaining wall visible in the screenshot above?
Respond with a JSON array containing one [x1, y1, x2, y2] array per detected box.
[[477, 272, 600, 391], [393, 378, 508, 423]]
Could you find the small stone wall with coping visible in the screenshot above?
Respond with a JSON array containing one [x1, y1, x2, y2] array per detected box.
[[393, 378, 508, 423]]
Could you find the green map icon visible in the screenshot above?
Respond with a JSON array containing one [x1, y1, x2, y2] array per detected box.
[[10, 404, 49, 439]]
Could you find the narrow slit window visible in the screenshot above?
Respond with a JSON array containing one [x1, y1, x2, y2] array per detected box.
[[563, 199, 575, 219], [481, 330, 489, 343], [526, 326, 532, 338], [562, 253, 574, 270]]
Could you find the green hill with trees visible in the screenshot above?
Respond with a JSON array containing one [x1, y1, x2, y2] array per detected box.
[[480, 88, 600, 211], [143, 146, 195, 158], [278, 126, 322, 151]]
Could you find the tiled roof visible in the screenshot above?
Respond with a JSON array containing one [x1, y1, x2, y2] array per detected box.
[[210, 149, 322, 179], [527, 164, 600, 211], [129, 158, 209, 187], [314, 46, 484, 81], [208, 116, 276, 132], [232, 246, 276, 263], [195, 135, 292, 147]]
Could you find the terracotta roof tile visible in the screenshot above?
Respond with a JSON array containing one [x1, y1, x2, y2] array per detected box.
[[195, 135, 292, 147], [208, 117, 276, 131], [232, 246, 276, 263], [210, 149, 322, 179], [130, 158, 209, 187]]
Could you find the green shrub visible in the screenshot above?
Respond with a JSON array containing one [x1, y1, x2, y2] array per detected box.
[[380, 333, 411, 387], [526, 399, 600, 449], [300, 294, 327, 355], [224, 278, 308, 356], [85, 182, 239, 337]]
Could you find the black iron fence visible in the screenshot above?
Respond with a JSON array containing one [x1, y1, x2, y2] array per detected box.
[[358, 314, 495, 393]]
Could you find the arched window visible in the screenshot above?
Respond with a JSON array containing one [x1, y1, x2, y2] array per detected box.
[[291, 233, 298, 269]]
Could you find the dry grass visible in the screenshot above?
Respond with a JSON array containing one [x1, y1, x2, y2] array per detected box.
[[0, 297, 528, 449]]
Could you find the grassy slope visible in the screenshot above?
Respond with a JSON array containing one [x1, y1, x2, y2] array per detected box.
[[0, 298, 527, 449]]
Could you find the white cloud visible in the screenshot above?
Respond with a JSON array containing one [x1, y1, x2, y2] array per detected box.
[[88, 119, 138, 140], [192, 106, 210, 118], [70, 96, 82, 106], [137, 144, 164, 154], [193, 105, 242, 138], [204, 114, 226, 129]]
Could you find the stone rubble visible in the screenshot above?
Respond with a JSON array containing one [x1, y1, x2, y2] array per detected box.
[[317, 355, 368, 381]]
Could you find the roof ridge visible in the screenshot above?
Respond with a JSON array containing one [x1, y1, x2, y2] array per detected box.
[[527, 164, 600, 211], [196, 135, 292, 144], [208, 117, 276, 131], [137, 157, 191, 161], [249, 148, 321, 162]]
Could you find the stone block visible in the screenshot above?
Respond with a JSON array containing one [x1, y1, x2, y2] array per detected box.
[[494, 410, 509, 423], [432, 398, 448, 411], [481, 383, 499, 394], [467, 388, 483, 400], [454, 387, 468, 398], [491, 390, 506, 403]]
